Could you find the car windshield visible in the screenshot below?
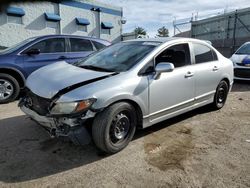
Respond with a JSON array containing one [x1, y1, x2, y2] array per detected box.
[[235, 43, 250, 55], [76, 41, 160, 72], [0, 37, 37, 54]]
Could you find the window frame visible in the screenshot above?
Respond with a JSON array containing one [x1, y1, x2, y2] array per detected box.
[[68, 37, 94, 53], [138, 42, 192, 76], [153, 42, 192, 69], [20, 37, 67, 55], [190, 42, 218, 65]]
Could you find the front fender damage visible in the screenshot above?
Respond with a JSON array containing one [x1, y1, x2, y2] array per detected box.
[[20, 104, 96, 145]]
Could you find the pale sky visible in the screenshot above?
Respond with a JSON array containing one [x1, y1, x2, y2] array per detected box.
[[98, 0, 250, 37]]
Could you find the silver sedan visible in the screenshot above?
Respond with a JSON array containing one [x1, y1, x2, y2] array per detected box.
[[19, 38, 234, 153]]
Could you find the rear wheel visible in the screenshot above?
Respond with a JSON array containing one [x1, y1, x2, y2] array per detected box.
[[0, 73, 20, 104], [92, 102, 137, 154], [212, 80, 229, 110]]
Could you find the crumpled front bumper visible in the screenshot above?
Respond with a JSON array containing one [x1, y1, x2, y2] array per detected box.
[[21, 105, 56, 129], [20, 105, 92, 145]]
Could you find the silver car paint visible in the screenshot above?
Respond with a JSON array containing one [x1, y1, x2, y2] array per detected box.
[[24, 38, 234, 129], [26, 61, 113, 98]]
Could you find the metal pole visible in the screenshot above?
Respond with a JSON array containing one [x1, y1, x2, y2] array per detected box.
[[232, 10, 238, 53]]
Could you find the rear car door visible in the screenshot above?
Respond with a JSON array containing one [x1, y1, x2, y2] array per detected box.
[[148, 43, 195, 123], [22, 38, 66, 75], [191, 42, 221, 102], [65, 38, 95, 64]]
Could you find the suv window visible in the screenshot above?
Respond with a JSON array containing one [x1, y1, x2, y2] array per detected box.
[[25, 38, 65, 53], [70, 38, 93, 52], [193, 43, 217, 64], [155, 43, 191, 68], [92, 41, 106, 50]]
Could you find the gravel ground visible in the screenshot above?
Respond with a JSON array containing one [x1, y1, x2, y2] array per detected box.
[[0, 82, 249, 188]]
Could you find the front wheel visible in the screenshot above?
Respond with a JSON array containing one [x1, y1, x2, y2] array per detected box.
[[92, 102, 137, 154], [0, 73, 20, 104], [212, 80, 229, 110]]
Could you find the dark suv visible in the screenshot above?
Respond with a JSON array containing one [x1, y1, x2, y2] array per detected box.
[[0, 35, 111, 103]]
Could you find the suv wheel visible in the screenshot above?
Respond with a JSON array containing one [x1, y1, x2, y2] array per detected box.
[[92, 102, 137, 154], [212, 80, 229, 110], [0, 73, 20, 104]]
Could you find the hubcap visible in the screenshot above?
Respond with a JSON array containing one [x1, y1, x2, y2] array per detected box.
[[217, 87, 226, 103], [0, 79, 13, 100], [110, 113, 130, 144]]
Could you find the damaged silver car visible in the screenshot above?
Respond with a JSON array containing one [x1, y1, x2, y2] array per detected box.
[[19, 38, 234, 153]]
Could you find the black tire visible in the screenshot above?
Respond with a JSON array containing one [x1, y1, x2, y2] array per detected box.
[[0, 73, 20, 104], [212, 80, 229, 110], [92, 102, 137, 154]]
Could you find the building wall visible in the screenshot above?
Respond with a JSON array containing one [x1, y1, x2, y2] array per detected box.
[[191, 7, 250, 57], [0, 0, 123, 48], [0, 2, 59, 48]]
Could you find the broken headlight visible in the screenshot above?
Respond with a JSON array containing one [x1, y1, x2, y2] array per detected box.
[[50, 99, 96, 115]]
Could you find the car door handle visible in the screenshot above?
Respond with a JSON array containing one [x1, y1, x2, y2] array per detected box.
[[59, 56, 67, 60], [185, 71, 194, 78], [213, 66, 219, 71]]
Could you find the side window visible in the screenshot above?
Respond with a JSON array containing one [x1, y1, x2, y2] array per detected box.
[[24, 38, 65, 53], [155, 43, 191, 68], [70, 38, 93, 52], [92, 41, 106, 50], [193, 43, 217, 64]]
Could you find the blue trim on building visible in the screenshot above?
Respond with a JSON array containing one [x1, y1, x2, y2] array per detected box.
[[44, 13, 61, 22], [101, 22, 114, 29], [6, 7, 25, 17], [76, 18, 90, 25], [61, 0, 122, 17]]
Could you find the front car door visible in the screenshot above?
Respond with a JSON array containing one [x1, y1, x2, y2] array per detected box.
[[190, 42, 221, 104], [148, 43, 195, 124], [22, 37, 66, 75]]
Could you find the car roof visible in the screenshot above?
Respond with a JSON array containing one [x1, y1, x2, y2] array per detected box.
[[31, 34, 110, 43], [124, 37, 210, 44]]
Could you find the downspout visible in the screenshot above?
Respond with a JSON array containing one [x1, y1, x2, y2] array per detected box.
[[58, 3, 62, 34]]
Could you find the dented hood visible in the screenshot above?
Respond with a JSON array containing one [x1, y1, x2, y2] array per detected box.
[[26, 61, 114, 99]]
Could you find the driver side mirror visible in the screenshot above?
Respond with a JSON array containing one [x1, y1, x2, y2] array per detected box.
[[26, 48, 40, 56], [154, 62, 174, 80]]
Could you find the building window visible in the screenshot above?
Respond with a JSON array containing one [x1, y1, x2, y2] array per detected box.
[[101, 22, 113, 35], [7, 15, 23, 24], [6, 6, 25, 25], [101, 28, 111, 35], [44, 13, 60, 29], [76, 18, 90, 32], [46, 21, 59, 29], [78, 25, 87, 32]]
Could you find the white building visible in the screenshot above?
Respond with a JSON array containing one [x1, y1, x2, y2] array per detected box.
[[0, 0, 123, 48]]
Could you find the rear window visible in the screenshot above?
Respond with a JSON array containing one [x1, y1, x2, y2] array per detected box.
[[193, 43, 217, 64], [92, 41, 106, 50], [70, 38, 93, 52]]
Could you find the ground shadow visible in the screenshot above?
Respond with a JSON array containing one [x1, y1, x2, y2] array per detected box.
[[231, 81, 250, 92], [0, 105, 213, 183]]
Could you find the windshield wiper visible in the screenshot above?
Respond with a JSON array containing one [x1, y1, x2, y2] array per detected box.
[[79, 65, 116, 73]]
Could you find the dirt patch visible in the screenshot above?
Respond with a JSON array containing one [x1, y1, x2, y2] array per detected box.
[[144, 127, 194, 171]]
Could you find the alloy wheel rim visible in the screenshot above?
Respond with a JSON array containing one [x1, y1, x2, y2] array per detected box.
[[0, 79, 14, 100], [110, 112, 130, 144]]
